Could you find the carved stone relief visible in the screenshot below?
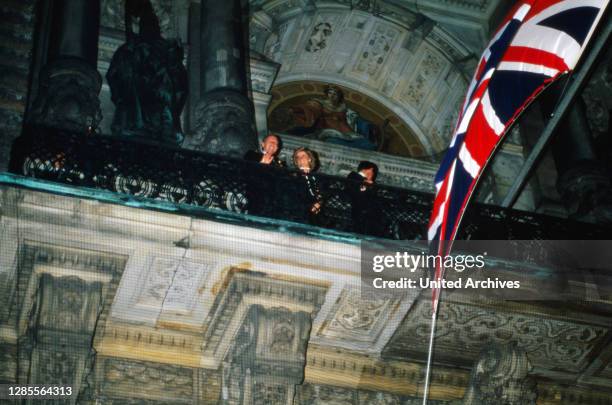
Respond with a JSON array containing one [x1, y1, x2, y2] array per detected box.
[[316, 289, 401, 344], [296, 14, 345, 70], [357, 391, 402, 405], [29, 59, 103, 132], [384, 299, 608, 371], [354, 24, 399, 77], [296, 383, 406, 405], [137, 257, 210, 314], [459, 342, 537, 405], [297, 383, 355, 405], [253, 380, 289, 405], [401, 75, 427, 109], [306, 22, 333, 53], [36, 274, 103, 335], [102, 358, 194, 399]]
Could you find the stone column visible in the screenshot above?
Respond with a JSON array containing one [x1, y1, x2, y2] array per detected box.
[[29, 0, 103, 132], [186, 0, 258, 156], [552, 99, 612, 221]]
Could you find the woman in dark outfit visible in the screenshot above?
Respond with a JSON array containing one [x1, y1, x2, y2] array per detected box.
[[291, 147, 323, 224]]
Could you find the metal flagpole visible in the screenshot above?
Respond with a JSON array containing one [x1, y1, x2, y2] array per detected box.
[[421, 308, 438, 404], [422, 274, 443, 405]]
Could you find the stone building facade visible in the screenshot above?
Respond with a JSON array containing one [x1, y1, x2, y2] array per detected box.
[[0, 0, 611, 404]]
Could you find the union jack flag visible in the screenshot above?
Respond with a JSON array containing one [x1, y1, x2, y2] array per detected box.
[[427, 0, 609, 310]]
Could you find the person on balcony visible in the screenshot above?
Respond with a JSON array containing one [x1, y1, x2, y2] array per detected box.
[[243, 134, 286, 168], [243, 134, 286, 217], [292, 147, 323, 224], [347, 161, 382, 235]]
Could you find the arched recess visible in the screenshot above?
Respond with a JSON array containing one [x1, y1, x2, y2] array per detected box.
[[268, 80, 424, 157], [250, 3, 472, 159]]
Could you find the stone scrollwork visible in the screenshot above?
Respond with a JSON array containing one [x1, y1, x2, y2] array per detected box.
[[104, 358, 193, 396], [384, 300, 607, 371], [188, 90, 258, 157], [29, 59, 103, 132], [297, 383, 355, 405], [333, 291, 388, 331]]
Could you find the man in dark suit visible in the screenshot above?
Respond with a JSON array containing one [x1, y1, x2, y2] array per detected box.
[[243, 134, 286, 168], [243, 134, 286, 216], [346, 161, 381, 235]]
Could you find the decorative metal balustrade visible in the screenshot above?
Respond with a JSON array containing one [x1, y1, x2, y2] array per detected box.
[[9, 126, 610, 240]]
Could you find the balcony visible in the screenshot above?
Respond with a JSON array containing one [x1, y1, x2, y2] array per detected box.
[[7, 126, 610, 241]]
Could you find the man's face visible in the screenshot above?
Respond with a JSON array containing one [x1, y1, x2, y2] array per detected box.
[[361, 168, 375, 182], [262, 136, 279, 155]]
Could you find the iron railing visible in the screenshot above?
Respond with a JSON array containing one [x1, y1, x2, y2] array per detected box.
[[9, 126, 610, 240]]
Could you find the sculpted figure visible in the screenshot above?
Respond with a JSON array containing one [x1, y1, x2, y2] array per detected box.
[[278, 85, 379, 150], [306, 22, 332, 52], [106, 0, 187, 144]]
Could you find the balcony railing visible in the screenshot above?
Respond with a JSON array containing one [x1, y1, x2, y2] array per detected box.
[[8, 126, 610, 240]]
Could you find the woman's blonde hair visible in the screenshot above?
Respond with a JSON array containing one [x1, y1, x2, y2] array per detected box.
[[292, 147, 318, 171]]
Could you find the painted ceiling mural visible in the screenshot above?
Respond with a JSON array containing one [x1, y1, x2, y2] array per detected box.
[[268, 81, 424, 157]]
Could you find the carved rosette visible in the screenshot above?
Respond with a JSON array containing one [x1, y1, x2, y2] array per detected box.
[[29, 58, 103, 132], [188, 90, 258, 157]]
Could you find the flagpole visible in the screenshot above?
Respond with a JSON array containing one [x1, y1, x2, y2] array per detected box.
[[421, 305, 439, 405], [422, 269, 444, 405]]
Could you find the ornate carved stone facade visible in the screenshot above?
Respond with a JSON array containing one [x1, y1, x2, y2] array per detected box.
[[29, 57, 103, 133], [458, 342, 537, 404], [3, 0, 612, 403], [1, 186, 611, 403], [188, 90, 258, 156]]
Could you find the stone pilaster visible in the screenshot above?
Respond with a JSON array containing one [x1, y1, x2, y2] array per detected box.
[[12, 242, 126, 403], [249, 52, 281, 139], [28, 0, 102, 133], [202, 271, 326, 404], [185, 0, 258, 156]]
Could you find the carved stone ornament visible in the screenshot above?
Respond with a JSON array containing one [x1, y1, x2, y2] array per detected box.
[[460, 342, 537, 405], [306, 22, 333, 53], [188, 90, 258, 156], [29, 58, 103, 132]]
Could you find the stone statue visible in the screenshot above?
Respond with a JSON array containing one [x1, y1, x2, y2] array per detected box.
[[106, 0, 187, 144]]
